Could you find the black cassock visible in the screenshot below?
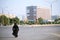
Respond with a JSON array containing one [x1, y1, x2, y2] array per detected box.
[[12, 24, 19, 38]]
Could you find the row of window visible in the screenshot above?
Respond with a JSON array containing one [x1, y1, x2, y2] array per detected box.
[[27, 9, 36, 13], [27, 13, 36, 16]]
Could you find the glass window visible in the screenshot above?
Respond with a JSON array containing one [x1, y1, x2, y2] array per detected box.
[[34, 8, 36, 11], [27, 9, 30, 13], [34, 13, 36, 16], [27, 14, 30, 16]]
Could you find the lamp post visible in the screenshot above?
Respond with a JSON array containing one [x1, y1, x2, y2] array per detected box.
[[45, 0, 57, 24], [51, 0, 57, 24]]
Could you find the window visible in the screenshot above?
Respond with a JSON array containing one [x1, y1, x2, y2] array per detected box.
[[27, 14, 30, 16], [34, 13, 36, 16], [27, 9, 30, 13], [34, 8, 36, 12]]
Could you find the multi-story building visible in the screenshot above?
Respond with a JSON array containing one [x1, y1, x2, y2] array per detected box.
[[0, 13, 16, 18], [26, 6, 37, 21], [26, 6, 51, 21], [52, 15, 60, 20]]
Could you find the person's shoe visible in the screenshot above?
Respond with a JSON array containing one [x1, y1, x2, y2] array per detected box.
[[15, 35, 18, 38], [15, 36, 18, 38]]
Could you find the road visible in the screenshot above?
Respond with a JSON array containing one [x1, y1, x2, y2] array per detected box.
[[0, 26, 60, 40]]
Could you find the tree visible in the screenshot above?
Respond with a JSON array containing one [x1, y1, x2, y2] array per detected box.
[[0, 16, 2, 23], [9, 18, 14, 25], [0, 15, 9, 26], [13, 17, 20, 24], [38, 17, 43, 24], [0, 15, 20, 25], [54, 18, 60, 24], [9, 17, 20, 25], [0, 16, 2, 25], [20, 21, 24, 25], [4, 16, 9, 25], [27, 21, 35, 25]]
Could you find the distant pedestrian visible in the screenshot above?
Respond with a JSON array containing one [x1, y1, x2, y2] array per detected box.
[[12, 23, 19, 38]]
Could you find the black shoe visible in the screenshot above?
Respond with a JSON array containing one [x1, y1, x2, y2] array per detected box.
[[15, 35, 18, 38]]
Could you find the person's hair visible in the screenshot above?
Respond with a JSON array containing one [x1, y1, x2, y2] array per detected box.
[[14, 23, 17, 25]]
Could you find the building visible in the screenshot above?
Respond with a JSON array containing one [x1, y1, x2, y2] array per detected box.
[[0, 13, 16, 18], [26, 6, 37, 21], [26, 6, 51, 21], [52, 15, 60, 20]]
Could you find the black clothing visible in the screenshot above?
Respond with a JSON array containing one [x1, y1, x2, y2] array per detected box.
[[12, 24, 19, 38]]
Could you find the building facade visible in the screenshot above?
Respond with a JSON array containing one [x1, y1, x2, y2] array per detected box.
[[52, 15, 60, 20], [26, 6, 51, 21], [0, 13, 16, 18], [26, 6, 37, 21]]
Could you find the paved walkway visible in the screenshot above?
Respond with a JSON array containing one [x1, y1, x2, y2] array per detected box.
[[0, 26, 60, 40]]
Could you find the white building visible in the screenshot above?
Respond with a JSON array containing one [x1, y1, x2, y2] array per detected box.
[[0, 13, 16, 18]]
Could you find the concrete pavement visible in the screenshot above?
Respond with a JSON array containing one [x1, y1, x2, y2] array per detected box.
[[0, 26, 60, 40]]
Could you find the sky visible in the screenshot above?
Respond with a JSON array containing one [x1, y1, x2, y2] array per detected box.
[[0, 0, 60, 20]]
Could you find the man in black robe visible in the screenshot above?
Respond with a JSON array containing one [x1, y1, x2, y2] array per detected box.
[[12, 23, 19, 38]]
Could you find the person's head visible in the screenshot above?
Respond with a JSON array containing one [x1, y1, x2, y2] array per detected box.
[[14, 23, 17, 25]]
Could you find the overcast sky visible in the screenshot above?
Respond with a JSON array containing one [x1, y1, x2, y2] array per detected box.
[[0, 0, 60, 20]]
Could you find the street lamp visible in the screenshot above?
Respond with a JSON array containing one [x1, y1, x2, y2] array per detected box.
[[45, 0, 57, 24], [51, 0, 57, 19], [51, 0, 57, 24]]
